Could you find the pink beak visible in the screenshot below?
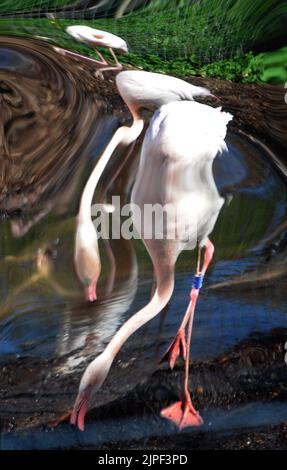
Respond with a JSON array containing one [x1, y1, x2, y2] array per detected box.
[[70, 396, 88, 431], [85, 282, 97, 302]]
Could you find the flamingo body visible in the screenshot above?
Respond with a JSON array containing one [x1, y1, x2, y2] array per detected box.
[[132, 100, 230, 259], [66, 25, 128, 53]]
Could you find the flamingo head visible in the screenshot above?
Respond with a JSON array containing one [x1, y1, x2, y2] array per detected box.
[[119, 42, 128, 54], [70, 351, 113, 431], [74, 220, 101, 302]]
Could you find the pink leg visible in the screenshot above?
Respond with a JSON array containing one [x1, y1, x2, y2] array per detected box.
[[109, 48, 121, 66], [95, 63, 123, 75], [162, 239, 215, 367], [95, 48, 108, 65], [161, 244, 201, 368], [160, 288, 200, 368], [201, 239, 214, 275], [161, 239, 215, 429], [53, 46, 105, 66], [161, 289, 202, 428], [179, 288, 203, 427], [95, 48, 123, 75]]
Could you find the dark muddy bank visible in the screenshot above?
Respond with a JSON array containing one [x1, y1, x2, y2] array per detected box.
[[1, 328, 287, 449]]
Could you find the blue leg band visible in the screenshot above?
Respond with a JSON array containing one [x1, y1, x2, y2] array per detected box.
[[192, 274, 204, 290]]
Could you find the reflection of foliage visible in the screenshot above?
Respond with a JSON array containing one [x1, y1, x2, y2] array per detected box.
[[128, 190, 277, 274], [212, 194, 275, 259]]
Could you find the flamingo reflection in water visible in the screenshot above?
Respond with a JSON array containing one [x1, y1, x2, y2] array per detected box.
[[71, 70, 232, 430], [59, 152, 139, 363]]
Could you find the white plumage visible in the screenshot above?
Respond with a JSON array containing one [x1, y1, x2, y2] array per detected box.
[[116, 70, 212, 113], [132, 100, 232, 256], [66, 25, 128, 52]]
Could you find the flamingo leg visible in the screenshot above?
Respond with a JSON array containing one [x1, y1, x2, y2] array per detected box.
[[161, 288, 203, 428], [53, 46, 105, 66], [161, 244, 201, 368], [53, 46, 115, 80], [109, 48, 121, 66], [94, 48, 108, 64], [201, 239, 215, 276], [94, 48, 123, 76], [161, 239, 215, 429]]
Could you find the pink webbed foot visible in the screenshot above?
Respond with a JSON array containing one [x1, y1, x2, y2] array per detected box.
[[161, 395, 203, 429], [161, 329, 186, 369]]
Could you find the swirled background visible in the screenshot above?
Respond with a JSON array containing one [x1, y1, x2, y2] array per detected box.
[[0, 0, 287, 451]]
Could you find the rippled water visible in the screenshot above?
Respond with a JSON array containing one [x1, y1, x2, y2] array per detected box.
[[0, 32, 287, 449]]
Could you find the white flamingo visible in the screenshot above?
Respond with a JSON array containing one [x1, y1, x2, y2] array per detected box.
[[70, 71, 232, 431], [54, 25, 128, 75]]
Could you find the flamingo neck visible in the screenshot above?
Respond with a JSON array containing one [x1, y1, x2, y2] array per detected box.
[[78, 117, 144, 225], [105, 270, 174, 358]]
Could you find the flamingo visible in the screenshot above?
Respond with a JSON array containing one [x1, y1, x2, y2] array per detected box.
[[74, 71, 211, 302], [70, 70, 231, 430], [132, 100, 231, 428], [54, 25, 128, 75]]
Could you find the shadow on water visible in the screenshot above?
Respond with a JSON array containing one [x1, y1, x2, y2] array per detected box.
[[0, 33, 287, 449]]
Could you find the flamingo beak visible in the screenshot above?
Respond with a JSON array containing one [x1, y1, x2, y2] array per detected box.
[[71, 383, 93, 431], [85, 282, 97, 302], [70, 392, 89, 431]]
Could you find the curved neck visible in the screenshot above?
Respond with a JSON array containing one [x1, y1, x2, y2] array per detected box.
[[79, 116, 143, 224], [105, 270, 174, 358]]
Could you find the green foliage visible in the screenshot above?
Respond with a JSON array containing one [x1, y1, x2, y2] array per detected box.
[[259, 47, 287, 84], [0, 2, 286, 85], [118, 51, 264, 83], [200, 53, 263, 83], [0, 0, 74, 12]]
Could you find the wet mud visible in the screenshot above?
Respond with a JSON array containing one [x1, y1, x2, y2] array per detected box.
[[1, 328, 287, 449]]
